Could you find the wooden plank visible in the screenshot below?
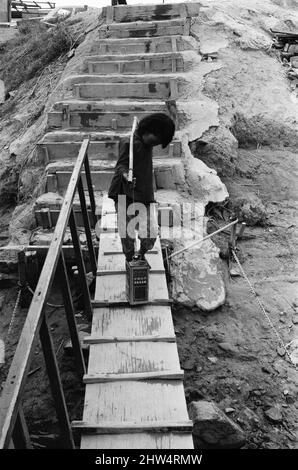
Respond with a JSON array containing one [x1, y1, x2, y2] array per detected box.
[[85, 51, 183, 62], [55, 170, 114, 193], [37, 139, 181, 163], [92, 300, 172, 308], [83, 370, 184, 383], [97, 269, 165, 276], [87, 342, 180, 375], [99, 19, 187, 39], [75, 82, 171, 100], [91, 36, 189, 55], [35, 208, 96, 229], [83, 335, 176, 344], [111, 3, 201, 23], [88, 57, 184, 75], [81, 432, 193, 449], [0, 139, 89, 449], [48, 110, 176, 130], [82, 381, 189, 423], [112, 4, 184, 23], [99, 234, 160, 256], [97, 251, 163, 271], [94, 273, 169, 302], [72, 420, 193, 434], [91, 305, 175, 339]]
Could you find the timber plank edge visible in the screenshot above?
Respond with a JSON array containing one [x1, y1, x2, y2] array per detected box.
[[83, 335, 177, 344], [83, 370, 184, 383], [72, 420, 193, 434]]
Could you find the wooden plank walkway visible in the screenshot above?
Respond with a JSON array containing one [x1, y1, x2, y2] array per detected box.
[[76, 196, 193, 449]]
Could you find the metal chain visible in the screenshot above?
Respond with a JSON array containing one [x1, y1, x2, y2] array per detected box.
[[231, 249, 297, 368], [5, 287, 22, 343]]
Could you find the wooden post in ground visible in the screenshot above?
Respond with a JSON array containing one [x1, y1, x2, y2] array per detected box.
[[57, 252, 86, 380], [39, 316, 75, 449], [11, 407, 32, 449]]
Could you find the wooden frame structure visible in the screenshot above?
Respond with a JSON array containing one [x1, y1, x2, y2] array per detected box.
[[0, 138, 97, 449]]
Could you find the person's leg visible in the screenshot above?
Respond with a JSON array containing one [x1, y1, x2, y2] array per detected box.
[[115, 197, 135, 262], [140, 203, 158, 257]]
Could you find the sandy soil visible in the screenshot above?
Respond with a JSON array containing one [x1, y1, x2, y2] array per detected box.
[[175, 146, 298, 449]]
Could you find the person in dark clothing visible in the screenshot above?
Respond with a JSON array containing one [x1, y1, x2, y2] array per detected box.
[[108, 113, 175, 262]]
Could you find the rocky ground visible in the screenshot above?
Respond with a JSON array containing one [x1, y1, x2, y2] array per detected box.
[[1, 0, 298, 449]]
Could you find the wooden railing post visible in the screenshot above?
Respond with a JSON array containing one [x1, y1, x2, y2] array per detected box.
[[77, 176, 97, 276], [12, 407, 32, 449], [57, 252, 86, 380], [39, 316, 75, 449], [84, 155, 97, 223], [69, 209, 93, 321]]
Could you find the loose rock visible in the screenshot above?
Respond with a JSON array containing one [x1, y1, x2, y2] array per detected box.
[[208, 356, 218, 364], [277, 346, 286, 357], [189, 400, 245, 449], [264, 406, 283, 423]]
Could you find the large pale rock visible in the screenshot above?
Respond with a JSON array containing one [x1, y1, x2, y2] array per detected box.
[[170, 225, 226, 312], [189, 400, 245, 449], [185, 150, 229, 207]]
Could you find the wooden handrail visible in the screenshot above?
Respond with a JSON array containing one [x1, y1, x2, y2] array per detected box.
[[0, 138, 95, 449]]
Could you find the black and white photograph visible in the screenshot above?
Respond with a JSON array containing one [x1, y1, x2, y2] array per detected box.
[[0, 0, 297, 457]]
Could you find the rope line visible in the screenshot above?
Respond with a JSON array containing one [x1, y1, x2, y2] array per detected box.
[[231, 249, 297, 368]]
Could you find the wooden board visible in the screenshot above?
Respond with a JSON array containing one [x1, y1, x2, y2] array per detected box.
[[92, 35, 191, 55], [82, 381, 189, 423], [99, 19, 189, 39], [47, 109, 183, 131], [95, 273, 168, 302], [74, 82, 172, 100], [87, 342, 180, 375], [73, 420, 192, 433], [79, 195, 192, 449], [91, 305, 175, 339], [109, 3, 200, 24], [81, 432, 193, 449], [37, 140, 181, 164], [97, 253, 164, 272], [88, 57, 184, 75]]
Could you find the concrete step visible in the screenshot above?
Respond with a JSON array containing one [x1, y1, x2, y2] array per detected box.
[[34, 188, 190, 230], [89, 35, 195, 55], [44, 158, 185, 194], [36, 132, 182, 163], [34, 191, 103, 229], [47, 99, 182, 131], [86, 52, 184, 75], [99, 18, 191, 39], [72, 78, 178, 100], [102, 3, 200, 24]]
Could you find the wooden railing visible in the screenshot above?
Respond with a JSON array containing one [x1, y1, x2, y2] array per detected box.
[[11, 1, 56, 12], [0, 138, 97, 449]]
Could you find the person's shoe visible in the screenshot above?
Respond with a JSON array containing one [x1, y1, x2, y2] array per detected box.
[[125, 253, 134, 263]]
